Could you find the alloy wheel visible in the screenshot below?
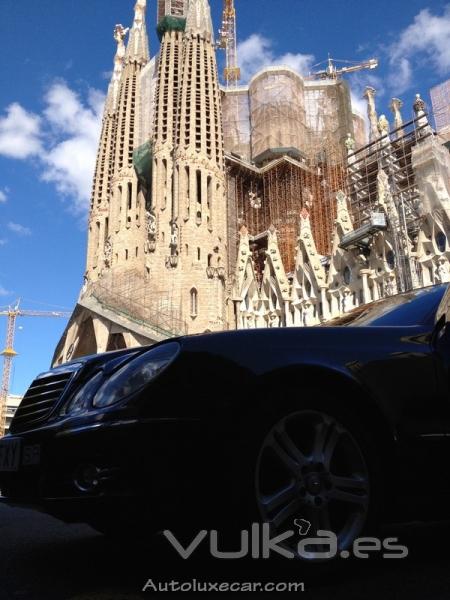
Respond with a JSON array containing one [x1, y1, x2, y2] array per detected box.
[[256, 410, 370, 557]]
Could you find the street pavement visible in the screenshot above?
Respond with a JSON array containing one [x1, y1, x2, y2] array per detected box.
[[1, 504, 450, 599]]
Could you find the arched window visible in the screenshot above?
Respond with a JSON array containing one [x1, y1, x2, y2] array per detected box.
[[386, 250, 396, 270], [190, 288, 198, 317], [436, 231, 447, 253], [343, 266, 352, 285]]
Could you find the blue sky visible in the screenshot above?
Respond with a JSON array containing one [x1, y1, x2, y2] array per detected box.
[[1, 0, 449, 394]]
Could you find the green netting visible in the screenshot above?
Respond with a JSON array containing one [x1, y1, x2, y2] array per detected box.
[[157, 16, 186, 41], [133, 141, 153, 187]]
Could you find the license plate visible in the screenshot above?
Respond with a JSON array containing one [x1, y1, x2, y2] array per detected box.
[[0, 438, 21, 472], [22, 444, 41, 466]]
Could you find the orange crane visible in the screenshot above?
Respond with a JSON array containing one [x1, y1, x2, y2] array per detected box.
[[0, 301, 71, 436], [218, 0, 240, 87], [307, 56, 379, 80]]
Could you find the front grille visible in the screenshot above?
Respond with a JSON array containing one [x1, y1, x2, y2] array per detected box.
[[9, 367, 79, 434]]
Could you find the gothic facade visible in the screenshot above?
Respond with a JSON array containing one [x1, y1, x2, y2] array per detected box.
[[53, 0, 450, 364]]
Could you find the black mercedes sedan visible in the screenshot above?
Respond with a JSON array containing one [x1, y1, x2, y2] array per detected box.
[[2, 283, 450, 559]]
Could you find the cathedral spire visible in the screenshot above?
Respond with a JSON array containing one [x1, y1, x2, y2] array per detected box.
[[106, 24, 128, 113], [185, 0, 214, 41], [126, 0, 150, 63]]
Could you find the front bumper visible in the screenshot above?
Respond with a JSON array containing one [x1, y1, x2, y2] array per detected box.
[[0, 416, 199, 524]]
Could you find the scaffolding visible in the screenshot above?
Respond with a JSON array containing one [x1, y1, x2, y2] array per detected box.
[[346, 115, 434, 292], [222, 70, 355, 275], [221, 87, 251, 160], [90, 267, 187, 338], [248, 68, 308, 162], [157, 0, 187, 23], [431, 79, 450, 134], [347, 117, 432, 230], [227, 140, 347, 275], [304, 79, 354, 151]]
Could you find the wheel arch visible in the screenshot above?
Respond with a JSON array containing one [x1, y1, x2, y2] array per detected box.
[[255, 363, 397, 461]]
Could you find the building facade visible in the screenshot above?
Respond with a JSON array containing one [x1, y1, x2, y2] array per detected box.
[[53, 0, 450, 363], [5, 395, 22, 434]]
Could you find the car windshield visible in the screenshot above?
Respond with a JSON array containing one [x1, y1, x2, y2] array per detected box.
[[323, 284, 447, 328]]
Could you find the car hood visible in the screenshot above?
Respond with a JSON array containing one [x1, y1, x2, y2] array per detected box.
[[175, 325, 430, 377]]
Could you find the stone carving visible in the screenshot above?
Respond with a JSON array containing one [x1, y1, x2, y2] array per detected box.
[[268, 312, 279, 328], [341, 288, 352, 313], [249, 191, 262, 209], [412, 137, 450, 214], [437, 256, 450, 283], [377, 169, 399, 224], [165, 255, 179, 269], [104, 236, 112, 268], [302, 301, 315, 326], [170, 221, 179, 248], [145, 210, 156, 253], [363, 86, 379, 142], [345, 133, 355, 154], [413, 93, 426, 115], [377, 114, 390, 137], [246, 313, 255, 329], [114, 24, 128, 46], [390, 98, 404, 136], [146, 210, 156, 236], [81, 272, 90, 297], [384, 274, 397, 297], [303, 187, 313, 209], [105, 24, 129, 113], [413, 94, 430, 135]]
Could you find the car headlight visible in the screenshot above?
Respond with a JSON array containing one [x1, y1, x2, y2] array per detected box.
[[92, 342, 180, 408], [61, 371, 104, 416], [61, 342, 180, 416]]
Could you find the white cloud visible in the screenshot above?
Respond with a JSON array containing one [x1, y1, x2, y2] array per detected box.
[[388, 5, 450, 94], [0, 239, 7, 246], [238, 34, 314, 82], [41, 83, 104, 213], [0, 103, 42, 159], [0, 189, 7, 203], [389, 57, 413, 94], [0, 285, 11, 297], [350, 92, 368, 120], [8, 221, 31, 236], [0, 82, 104, 215]]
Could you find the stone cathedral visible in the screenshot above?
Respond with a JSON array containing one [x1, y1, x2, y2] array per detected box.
[[53, 0, 450, 364]]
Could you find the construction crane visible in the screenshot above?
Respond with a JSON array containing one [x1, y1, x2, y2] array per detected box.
[[218, 0, 241, 87], [0, 301, 71, 436], [307, 56, 379, 81]]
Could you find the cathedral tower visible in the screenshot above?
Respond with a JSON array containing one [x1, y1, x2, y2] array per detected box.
[[86, 24, 127, 276], [86, 1, 150, 283], [151, 0, 228, 333], [107, 0, 150, 276], [53, 1, 155, 365]]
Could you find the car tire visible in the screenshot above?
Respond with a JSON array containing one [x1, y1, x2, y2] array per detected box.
[[253, 395, 383, 561]]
